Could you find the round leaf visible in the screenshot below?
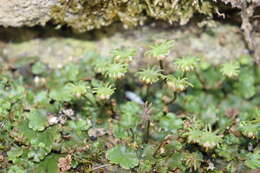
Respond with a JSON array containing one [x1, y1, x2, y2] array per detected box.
[[107, 145, 139, 169]]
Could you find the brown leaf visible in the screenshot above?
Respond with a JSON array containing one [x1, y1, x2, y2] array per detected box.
[[58, 154, 72, 172]]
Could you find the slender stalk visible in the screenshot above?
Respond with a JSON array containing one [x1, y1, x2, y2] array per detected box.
[[144, 84, 150, 101], [153, 139, 166, 158], [171, 92, 177, 103], [159, 60, 164, 74], [130, 128, 135, 142], [108, 100, 117, 118], [144, 120, 150, 144], [195, 69, 206, 87], [90, 164, 111, 171]]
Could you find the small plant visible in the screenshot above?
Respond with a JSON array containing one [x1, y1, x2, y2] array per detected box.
[[111, 48, 136, 63], [145, 40, 174, 60], [93, 83, 115, 100], [185, 129, 222, 149], [136, 66, 162, 84], [220, 62, 240, 78], [103, 63, 128, 79], [174, 56, 198, 73], [166, 75, 193, 92]]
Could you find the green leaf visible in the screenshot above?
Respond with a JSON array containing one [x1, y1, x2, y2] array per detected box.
[[93, 83, 115, 100], [7, 147, 23, 163], [167, 153, 185, 170], [30, 126, 61, 152], [120, 102, 141, 129], [146, 40, 174, 60], [107, 145, 139, 169], [166, 76, 193, 92], [185, 130, 222, 149], [68, 119, 92, 131], [62, 64, 80, 81], [174, 56, 199, 72], [239, 121, 260, 139], [65, 82, 87, 98], [112, 48, 136, 63], [200, 105, 218, 125], [8, 165, 26, 173], [14, 120, 38, 144], [136, 66, 162, 84], [234, 67, 255, 99], [220, 62, 240, 78], [32, 62, 47, 75], [159, 113, 183, 132], [49, 86, 72, 102], [103, 63, 128, 79], [112, 124, 129, 139], [244, 151, 260, 169], [28, 109, 48, 131], [31, 154, 61, 173], [27, 148, 49, 162]]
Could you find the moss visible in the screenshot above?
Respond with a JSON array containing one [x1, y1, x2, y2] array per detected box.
[[51, 0, 217, 32]]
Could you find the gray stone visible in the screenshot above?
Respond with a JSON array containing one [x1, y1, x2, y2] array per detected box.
[[0, 0, 56, 27]]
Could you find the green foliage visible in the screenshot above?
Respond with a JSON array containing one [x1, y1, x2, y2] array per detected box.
[[32, 62, 47, 75], [1, 40, 260, 172], [103, 63, 128, 79], [68, 119, 92, 132], [8, 166, 26, 173], [159, 113, 183, 132], [93, 83, 115, 100], [220, 62, 240, 78], [185, 129, 222, 149], [107, 145, 139, 169], [146, 40, 174, 60], [137, 66, 162, 84], [7, 147, 23, 163], [49, 85, 73, 102], [112, 48, 136, 63], [166, 76, 193, 92], [174, 56, 199, 72], [244, 151, 260, 169], [27, 109, 48, 131], [120, 102, 141, 129]]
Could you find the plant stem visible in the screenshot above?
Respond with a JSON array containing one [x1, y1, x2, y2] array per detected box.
[[90, 164, 111, 171], [171, 92, 177, 103], [108, 100, 117, 119], [195, 69, 205, 87], [159, 60, 164, 74], [130, 128, 135, 142], [144, 120, 150, 144], [144, 84, 150, 101], [153, 139, 166, 158]]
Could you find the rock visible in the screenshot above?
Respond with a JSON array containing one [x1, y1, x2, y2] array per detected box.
[[0, 0, 56, 27], [1, 23, 258, 67]]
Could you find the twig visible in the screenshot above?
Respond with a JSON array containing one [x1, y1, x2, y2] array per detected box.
[[90, 164, 111, 172]]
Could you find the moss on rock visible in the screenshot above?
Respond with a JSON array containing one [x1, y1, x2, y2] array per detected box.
[[51, 0, 217, 32]]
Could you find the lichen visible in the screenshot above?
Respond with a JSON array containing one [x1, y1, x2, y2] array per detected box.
[[51, 0, 217, 32]]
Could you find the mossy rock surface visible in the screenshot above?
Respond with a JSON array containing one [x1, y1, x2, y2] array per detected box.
[[0, 0, 259, 32], [1, 23, 259, 68]]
